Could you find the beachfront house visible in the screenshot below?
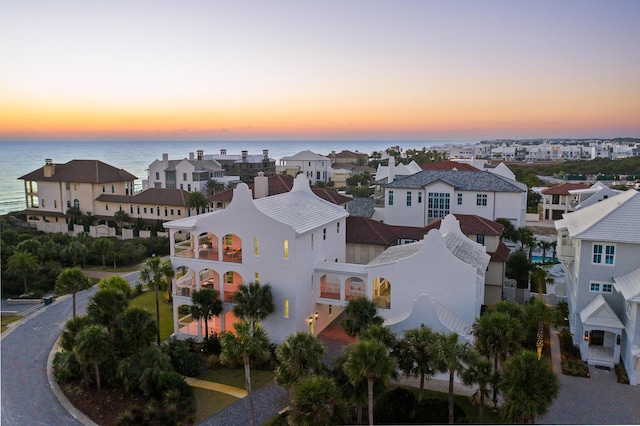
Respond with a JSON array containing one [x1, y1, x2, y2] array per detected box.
[[555, 189, 640, 385], [164, 174, 488, 345], [278, 150, 331, 184]]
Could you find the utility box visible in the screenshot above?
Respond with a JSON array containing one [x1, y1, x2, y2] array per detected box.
[[43, 296, 54, 306]]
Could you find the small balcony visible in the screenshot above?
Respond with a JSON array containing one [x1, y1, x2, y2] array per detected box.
[[557, 237, 575, 263]]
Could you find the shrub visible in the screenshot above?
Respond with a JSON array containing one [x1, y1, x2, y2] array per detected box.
[[53, 351, 81, 383], [561, 359, 589, 377], [615, 363, 630, 384], [205, 354, 219, 370], [162, 336, 201, 377], [415, 398, 466, 424], [374, 387, 416, 424], [202, 333, 222, 356]]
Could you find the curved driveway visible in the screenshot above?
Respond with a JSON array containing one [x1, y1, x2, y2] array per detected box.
[[1, 271, 139, 426]]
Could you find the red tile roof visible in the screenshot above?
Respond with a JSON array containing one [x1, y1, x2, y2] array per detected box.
[[390, 225, 427, 241], [19, 160, 137, 183], [207, 174, 352, 206], [541, 182, 590, 195], [96, 188, 191, 206], [346, 216, 399, 245], [488, 241, 510, 262], [424, 214, 504, 236], [420, 161, 478, 171]]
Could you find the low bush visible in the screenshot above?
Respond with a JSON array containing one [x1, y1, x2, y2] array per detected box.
[[415, 398, 466, 424], [561, 359, 590, 377], [202, 333, 222, 356], [374, 387, 416, 424], [615, 363, 630, 384]]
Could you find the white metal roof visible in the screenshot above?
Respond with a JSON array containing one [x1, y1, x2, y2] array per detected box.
[[280, 150, 330, 162], [613, 267, 640, 302], [579, 294, 624, 330], [557, 189, 640, 244]]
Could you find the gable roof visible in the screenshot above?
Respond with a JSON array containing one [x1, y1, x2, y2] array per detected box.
[[280, 150, 330, 162], [19, 160, 137, 183], [613, 267, 640, 302], [579, 294, 624, 330], [555, 189, 640, 244], [327, 150, 369, 161], [420, 161, 478, 171], [488, 241, 510, 262], [347, 197, 375, 218], [346, 216, 399, 246], [207, 174, 352, 206], [384, 170, 526, 192], [541, 182, 590, 195], [424, 214, 504, 236], [96, 188, 191, 206]]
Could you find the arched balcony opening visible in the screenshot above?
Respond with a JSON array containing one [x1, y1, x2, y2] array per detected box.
[[222, 234, 243, 263], [372, 277, 391, 309], [345, 277, 366, 301], [320, 274, 340, 300], [198, 232, 219, 260], [222, 271, 243, 302], [175, 266, 195, 297], [174, 230, 194, 258], [177, 304, 198, 337], [199, 268, 220, 295], [224, 311, 241, 334]]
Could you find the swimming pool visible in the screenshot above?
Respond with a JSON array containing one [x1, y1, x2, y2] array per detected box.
[[531, 255, 558, 264]]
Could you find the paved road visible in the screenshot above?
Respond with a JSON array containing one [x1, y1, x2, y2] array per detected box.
[[1, 271, 139, 426]]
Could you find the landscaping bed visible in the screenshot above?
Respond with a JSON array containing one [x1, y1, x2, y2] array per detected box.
[[557, 329, 590, 378]]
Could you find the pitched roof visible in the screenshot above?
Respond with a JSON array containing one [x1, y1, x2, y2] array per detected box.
[[555, 189, 640, 244], [613, 267, 640, 302], [96, 188, 191, 206], [391, 225, 427, 241], [424, 214, 504, 236], [541, 182, 590, 195], [327, 150, 369, 161], [420, 161, 478, 171], [384, 170, 526, 192], [19, 160, 137, 183], [280, 150, 330, 161], [346, 216, 399, 245], [207, 174, 352, 206], [579, 294, 624, 329], [488, 241, 510, 262], [347, 197, 375, 218]]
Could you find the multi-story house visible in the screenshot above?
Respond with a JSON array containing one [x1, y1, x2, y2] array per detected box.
[[146, 150, 235, 192], [204, 149, 276, 184], [278, 150, 331, 184], [327, 150, 369, 164], [555, 189, 640, 385], [328, 163, 375, 190], [19, 159, 136, 223], [164, 175, 489, 344], [541, 182, 590, 220], [570, 181, 623, 209], [95, 188, 192, 224], [373, 168, 527, 228]]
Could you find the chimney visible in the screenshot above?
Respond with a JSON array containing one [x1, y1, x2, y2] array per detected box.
[[197, 150, 203, 160], [220, 149, 227, 155], [263, 149, 269, 160], [162, 153, 169, 163], [254, 172, 268, 199], [242, 150, 248, 161], [44, 159, 55, 177], [189, 152, 195, 160], [388, 156, 395, 183]]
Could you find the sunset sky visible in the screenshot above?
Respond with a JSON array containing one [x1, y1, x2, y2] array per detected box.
[[1, 1, 639, 141]]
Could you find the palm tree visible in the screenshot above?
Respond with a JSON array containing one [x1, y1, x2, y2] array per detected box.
[[76, 232, 92, 268], [360, 324, 396, 348], [496, 218, 516, 242], [220, 322, 272, 426], [343, 339, 396, 426], [139, 256, 174, 345], [333, 347, 369, 425], [232, 282, 275, 331], [116, 307, 157, 356], [87, 288, 129, 329], [6, 250, 39, 294], [289, 375, 342, 426], [394, 325, 438, 401], [190, 288, 223, 339], [206, 179, 225, 195], [538, 240, 554, 264], [98, 275, 132, 299], [472, 310, 523, 408], [275, 331, 326, 389], [461, 351, 494, 423], [187, 190, 208, 215], [92, 237, 113, 269], [74, 325, 110, 396], [501, 350, 559, 424], [64, 240, 84, 267], [66, 206, 83, 225], [55, 267, 92, 319], [114, 209, 130, 230], [434, 332, 470, 425], [340, 297, 383, 338]]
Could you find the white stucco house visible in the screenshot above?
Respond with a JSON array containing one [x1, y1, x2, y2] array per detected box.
[[373, 167, 527, 228], [163, 174, 489, 345], [555, 189, 640, 385], [278, 150, 331, 184]]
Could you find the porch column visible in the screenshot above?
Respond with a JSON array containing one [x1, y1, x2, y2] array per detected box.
[[340, 277, 346, 302]]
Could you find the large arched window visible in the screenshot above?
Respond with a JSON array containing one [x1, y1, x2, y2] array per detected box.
[[320, 274, 340, 300], [345, 277, 365, 301], [371, 277, 391, 309], [173, 231, 194, 258], [222, 234, 242, 263]]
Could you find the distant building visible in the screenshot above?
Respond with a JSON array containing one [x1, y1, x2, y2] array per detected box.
[[95, 188, 192, 224], [204, 149, 276, 184], [327, 149, 369, 164], [19, 159, 136, 223], [278, 150, 331, 184], [541, 182, 591, 220]]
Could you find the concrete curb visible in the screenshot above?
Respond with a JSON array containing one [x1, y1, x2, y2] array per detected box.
[[47, 335, 99, 426]]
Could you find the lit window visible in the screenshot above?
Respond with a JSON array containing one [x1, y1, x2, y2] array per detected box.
[[254, 237, 259, 256], [255, 273, 260, 284], [225, 235, 233, 245], [284, 240, 289, 259], [284, 299, 289, 318], [476, 193, 487, 206], [388, 190, 394, 206], [590, 283, 600, 292]]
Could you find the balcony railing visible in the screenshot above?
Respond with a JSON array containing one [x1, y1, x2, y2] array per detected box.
[[557, 237, 575, 262]]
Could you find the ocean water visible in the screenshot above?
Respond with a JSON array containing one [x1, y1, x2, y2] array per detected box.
[[0, 140, 471, 215]]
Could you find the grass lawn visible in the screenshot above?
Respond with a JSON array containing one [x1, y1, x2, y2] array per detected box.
[[129, 290, 174, 340], [193, 388, 240, 424], [199, 367, 275, 390], [83, 264, 142, 273], [1, 315, 22, 333]]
